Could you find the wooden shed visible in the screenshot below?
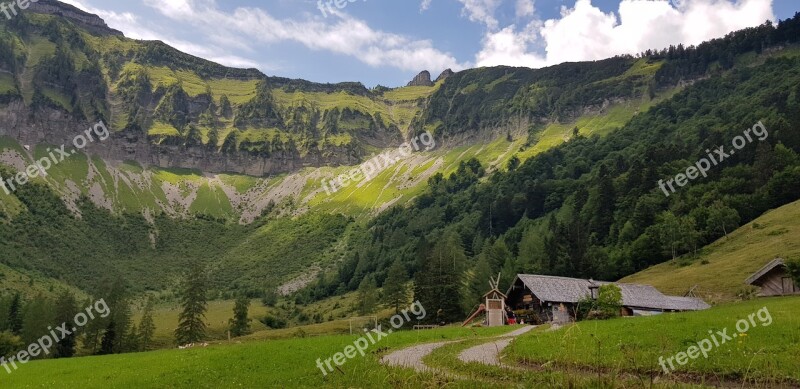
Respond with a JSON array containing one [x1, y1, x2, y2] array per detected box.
[[746, 258, 800, 297]]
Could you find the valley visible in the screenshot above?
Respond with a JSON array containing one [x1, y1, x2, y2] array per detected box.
[[0, 1, 799, 388]]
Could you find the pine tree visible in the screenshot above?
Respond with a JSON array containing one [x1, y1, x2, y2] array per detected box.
[[484, 239, 511, 273], [53, 291, 78, 358], [175, 262, 208, 345], [123, 323, 140, 353], [382, 260, 409, 314], [98, 320, 116, 355], [462, 256, 493, 313], [138, 299, 156, 352], [21, 295, 54, 347], [228, 296, 251, 337], [414, 231, 465, 324], [7, 293, 22, 335], [356, 276, 378, 315]]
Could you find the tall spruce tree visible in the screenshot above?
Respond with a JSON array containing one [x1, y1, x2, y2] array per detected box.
[[228, 296, 251, 337], [356, 275, 378, 315], [462, 256, 493, 313], [7, 293, 22, 335], [414, 231, 466, 324], [138, 298, 156, 351], [98, 320, 116, 355], [382, 260, 409, 314], [53, 291, 78, 358], [175, 262, 208, 345], [107, 279, 132, 353], [21, 295, 54, 347]]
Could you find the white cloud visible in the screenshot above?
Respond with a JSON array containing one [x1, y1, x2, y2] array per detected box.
[[142, 0, 466, 73], [59, 0, 266, 70], [476, 21, 545, 67], [457, 0, 503, 29], [515, 0, 535, 18], [476, 0, 775, 68]]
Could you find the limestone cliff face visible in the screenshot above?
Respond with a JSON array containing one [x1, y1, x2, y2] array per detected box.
[[406, 71, 434, 87], [29, 0, 123, 36], [0, 102, 358, 176]]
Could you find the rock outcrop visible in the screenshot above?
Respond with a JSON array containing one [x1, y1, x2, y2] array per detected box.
[[29, 0, 123, 36], [407, 71, 434, 87], [435, 69, 454, 83]]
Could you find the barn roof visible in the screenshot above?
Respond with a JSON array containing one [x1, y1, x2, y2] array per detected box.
[[509, 274, 709, 311], [745, 258, 785, 285], [664, 296, 712, 311], [511, 275, 591, 304]]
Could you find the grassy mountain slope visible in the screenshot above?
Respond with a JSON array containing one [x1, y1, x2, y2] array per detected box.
[[622, 199, 800, 302]]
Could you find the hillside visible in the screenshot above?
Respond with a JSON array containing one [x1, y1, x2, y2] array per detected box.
[[621, 199, 800, 302]]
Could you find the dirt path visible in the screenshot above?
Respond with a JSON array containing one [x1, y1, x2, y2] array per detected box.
[[380, 326, 536, 372], [379, 341, 454, 372], [458, 325, 536, 366]]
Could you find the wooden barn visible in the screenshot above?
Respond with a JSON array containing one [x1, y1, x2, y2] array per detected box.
[[746, 258, 800, 297], [505, 274, 710, 324]]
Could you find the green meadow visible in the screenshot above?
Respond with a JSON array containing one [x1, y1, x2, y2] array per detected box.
[[4, 298, 798, 388]]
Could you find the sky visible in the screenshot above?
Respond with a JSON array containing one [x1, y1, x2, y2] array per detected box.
[[59, 0, 798, 87]]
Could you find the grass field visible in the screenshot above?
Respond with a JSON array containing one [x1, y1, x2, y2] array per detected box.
[[507, 297, 800, 387], [622, 199, 800, 302], [2, 325, 516, 388], [140, 292, 377, 348], [4, 298, 797, 388]]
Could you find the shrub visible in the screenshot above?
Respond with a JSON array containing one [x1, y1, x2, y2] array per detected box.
[[0, 331, 23, 357], [259, 315, 287, 329], [786, 257, 800, 289], [576, 284, 623, 321]]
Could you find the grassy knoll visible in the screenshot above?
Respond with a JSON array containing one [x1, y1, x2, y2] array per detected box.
[[507, 297, 800, 387], [2, 326, 515, 388], [622, 199, 800, 302]]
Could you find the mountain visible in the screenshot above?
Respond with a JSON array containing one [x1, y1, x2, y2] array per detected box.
[[0, 0, 675, 222], [1, 2, 800, 305]]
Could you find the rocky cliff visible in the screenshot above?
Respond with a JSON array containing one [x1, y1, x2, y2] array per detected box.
[[406, 71, 434, 87]]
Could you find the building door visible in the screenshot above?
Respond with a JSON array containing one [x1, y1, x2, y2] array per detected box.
[[782, 277, 795, 294]]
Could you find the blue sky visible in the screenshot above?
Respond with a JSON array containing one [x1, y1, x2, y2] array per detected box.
[[62, 0, 797, 87]]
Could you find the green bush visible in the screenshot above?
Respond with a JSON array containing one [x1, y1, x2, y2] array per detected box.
[[0, 331, 23, 357]]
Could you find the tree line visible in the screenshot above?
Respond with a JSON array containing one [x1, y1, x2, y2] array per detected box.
[[0, 285, 156, 360]]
